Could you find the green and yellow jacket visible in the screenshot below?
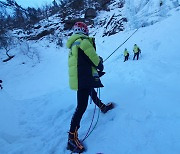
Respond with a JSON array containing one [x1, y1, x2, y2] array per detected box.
[[133, 45, 140, 53], [124, 49, 129, 56], [66, 33, 103, 90]]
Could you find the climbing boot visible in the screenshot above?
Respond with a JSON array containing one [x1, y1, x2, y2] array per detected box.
[[100, 102, 114, 113], [67, 130, 85, 153]]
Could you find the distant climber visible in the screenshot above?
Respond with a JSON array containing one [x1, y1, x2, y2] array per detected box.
[[124, 48, 129, 62], [0, 80, 3, 89], [133, 44, 141, 60]]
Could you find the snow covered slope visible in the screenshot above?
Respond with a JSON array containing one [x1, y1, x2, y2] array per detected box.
[[0, 5, 180, 154]]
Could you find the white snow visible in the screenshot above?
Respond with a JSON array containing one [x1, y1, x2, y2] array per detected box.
[[0, 3, 180, 154]]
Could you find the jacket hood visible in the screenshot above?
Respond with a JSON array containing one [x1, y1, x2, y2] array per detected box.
[[66, 33, 89, 49]]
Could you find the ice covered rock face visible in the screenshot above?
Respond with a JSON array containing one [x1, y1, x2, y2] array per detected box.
[[123, 0, 180, 29]]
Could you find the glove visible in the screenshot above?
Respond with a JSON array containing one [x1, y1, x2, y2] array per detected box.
[[98, 71, 105, 77], [99, 56, 103, 63]]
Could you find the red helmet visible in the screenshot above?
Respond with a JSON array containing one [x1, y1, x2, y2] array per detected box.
[[73, 22, 89, 35]]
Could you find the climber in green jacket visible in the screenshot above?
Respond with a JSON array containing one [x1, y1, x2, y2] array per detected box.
[[133, 44, 141, 60], [66, 22, 114, 153], [124, 48, 129, 62]]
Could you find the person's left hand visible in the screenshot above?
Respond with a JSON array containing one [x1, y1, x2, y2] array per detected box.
[[98, 71, 105, 77]]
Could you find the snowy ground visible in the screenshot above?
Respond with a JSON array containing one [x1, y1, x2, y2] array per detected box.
[[0, 6, 180, 154]]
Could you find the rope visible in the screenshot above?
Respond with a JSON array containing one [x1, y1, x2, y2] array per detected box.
[[70, 28, 139, 153], [82, 93, 97, 141], [103, 28, 139, 62], [82, 88, 101, 140], [77, 28, 139, 146]]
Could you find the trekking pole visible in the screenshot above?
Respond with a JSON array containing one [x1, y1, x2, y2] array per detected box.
[[103, 28, 139, 63]]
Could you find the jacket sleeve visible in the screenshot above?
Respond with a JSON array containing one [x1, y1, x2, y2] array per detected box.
[[80, 38, 100, 67]]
